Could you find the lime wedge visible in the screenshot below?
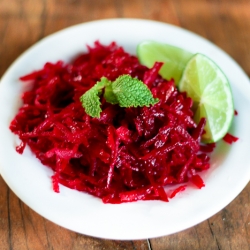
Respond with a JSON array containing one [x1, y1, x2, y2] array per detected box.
[[137, 41, 193, 83], [178, 53, 234, 143]]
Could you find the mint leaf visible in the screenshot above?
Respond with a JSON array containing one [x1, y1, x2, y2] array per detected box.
[[79, 87, 102, 118], [103, 83, 118, 104], [80, 75, 159, 118], [110, 75, 159, 107], [79, 77, 109, 118]]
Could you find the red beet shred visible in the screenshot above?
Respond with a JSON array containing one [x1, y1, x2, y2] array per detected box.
[[10, 41, 211, 203], [223, 133, 239, 144]]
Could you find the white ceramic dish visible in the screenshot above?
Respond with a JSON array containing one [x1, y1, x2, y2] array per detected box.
[[0, 19, 250, 240]]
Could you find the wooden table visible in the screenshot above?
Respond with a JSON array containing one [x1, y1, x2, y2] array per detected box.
[[0, 0, 249, 249]]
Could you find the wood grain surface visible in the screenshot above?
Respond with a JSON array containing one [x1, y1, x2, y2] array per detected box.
[[0, 0, 249, 249]]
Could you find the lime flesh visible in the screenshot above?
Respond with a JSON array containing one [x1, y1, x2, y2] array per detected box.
[[178, 53, 234, 143], [137, 41, 193, 84]]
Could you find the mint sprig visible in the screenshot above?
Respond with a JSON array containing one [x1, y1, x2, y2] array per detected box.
[[79, 77, 109, 118], [80, 75, 159, 118]]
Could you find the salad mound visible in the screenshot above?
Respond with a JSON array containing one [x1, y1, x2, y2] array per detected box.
[[10, 41, 211, 203]]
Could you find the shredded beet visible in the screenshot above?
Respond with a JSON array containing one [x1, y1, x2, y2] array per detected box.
[[169, 185, 186, 199], [223, 133, 239, 144], [199, 143, 216, 153], [10, 41, 213, 203]]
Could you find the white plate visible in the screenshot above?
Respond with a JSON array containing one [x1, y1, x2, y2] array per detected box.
[[0, 19, 250, 240]]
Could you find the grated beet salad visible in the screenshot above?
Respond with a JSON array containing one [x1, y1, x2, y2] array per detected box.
[[10, 41, 212, 203]]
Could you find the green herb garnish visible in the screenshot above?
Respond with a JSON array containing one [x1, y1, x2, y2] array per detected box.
[[80, 75, 159, 118]]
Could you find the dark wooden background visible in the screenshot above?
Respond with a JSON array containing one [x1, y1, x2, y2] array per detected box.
[[0, 0, 249, 249]]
